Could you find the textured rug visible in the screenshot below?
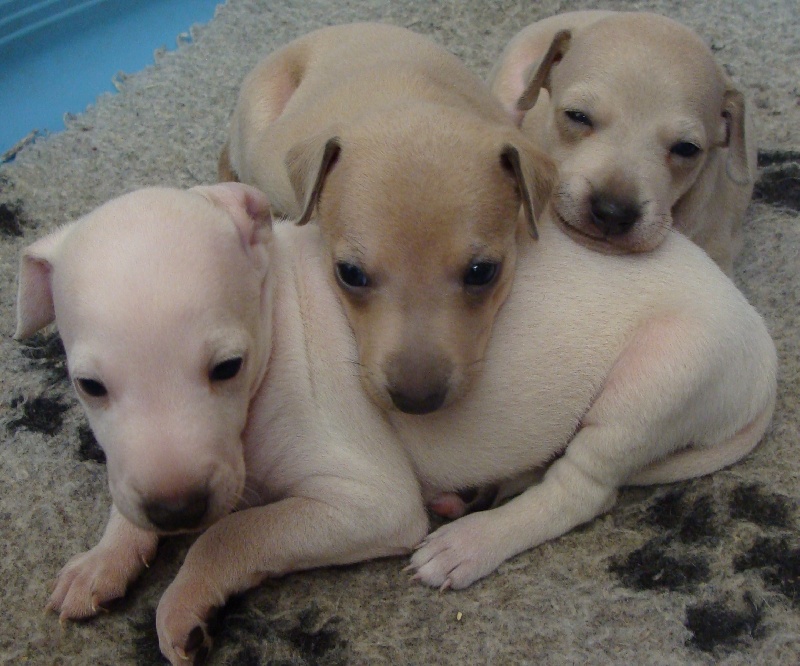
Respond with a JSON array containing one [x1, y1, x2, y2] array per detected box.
[[1, 1, 798, 664]]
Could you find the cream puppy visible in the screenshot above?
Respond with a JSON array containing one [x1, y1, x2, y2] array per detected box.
[[16, 185, 775, 664], [489, 11, 756, 273], [221, 22, 555, 415]]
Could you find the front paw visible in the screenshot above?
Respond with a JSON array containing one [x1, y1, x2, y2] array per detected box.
[[157, 577, 221, 665], [409, 512, 507, 590], [48, 539, 156, 620]]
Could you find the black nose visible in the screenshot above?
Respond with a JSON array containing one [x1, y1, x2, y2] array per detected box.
[[589, 194, 640, 236], [389, 388, 447, 415], [144, 491, 209, 532]]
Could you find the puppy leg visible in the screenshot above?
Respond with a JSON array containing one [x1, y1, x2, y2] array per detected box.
[[410, 426, 624, 589], [48, 505, 158, 619], [157, 489, 427, 664], [411, 317, 725, 589]]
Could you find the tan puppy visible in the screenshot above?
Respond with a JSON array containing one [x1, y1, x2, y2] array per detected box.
[[17, 185, 775, 664], [221, 22, 555, 414], [488, 11, 756, 273]]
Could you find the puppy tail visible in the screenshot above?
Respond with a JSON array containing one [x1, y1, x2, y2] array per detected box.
[[627, 393, 775, 486]]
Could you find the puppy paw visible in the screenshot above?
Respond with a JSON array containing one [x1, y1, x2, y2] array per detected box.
[[157, 578, 220, 665], [48, 538, 156, 620], [409, 512, 507, 590]]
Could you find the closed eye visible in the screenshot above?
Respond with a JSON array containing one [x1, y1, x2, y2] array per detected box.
[[670, 141, 702, 159], [564, 109, 593, 128]]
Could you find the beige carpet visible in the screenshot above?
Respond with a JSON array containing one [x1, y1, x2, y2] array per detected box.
[[1, 0, 798, 664]]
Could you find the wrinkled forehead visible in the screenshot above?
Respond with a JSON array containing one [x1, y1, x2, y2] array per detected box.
[[54, 194, 256, 338], [558, 18, 724, 113]]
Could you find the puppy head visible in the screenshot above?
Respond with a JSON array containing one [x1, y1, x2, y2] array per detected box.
[[519, 12, 750, 253], [288, 110, 555, 414], [15, 183, 273, 534]]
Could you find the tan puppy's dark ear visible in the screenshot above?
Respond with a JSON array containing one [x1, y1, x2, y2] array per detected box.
[[285, 135, 342, 225], [217, 140, 240, 183], [501, 144, 558, 239], [516, 30, 571, 116], [721, 88, 752, 187]]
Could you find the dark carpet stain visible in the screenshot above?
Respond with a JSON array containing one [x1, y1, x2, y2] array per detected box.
[[734, 537, 800, 608], [286, 604, 346, 663], [130, 593, 348, 665], [131, 609, 166, 665], [644, 488, 719, 543], [753, 161, 800, 211], [19, 332, 69, 384], [77, 424, 106, 464], [6, 394, 70, 436], [757, 149, 800, 167], [608, 537, 710, 592], [644, 487, 686, 531], [611, 482, 800, 656], [729, 484, 794, 529], [0, 200, 25, 236], [685, 594, 763, 653]]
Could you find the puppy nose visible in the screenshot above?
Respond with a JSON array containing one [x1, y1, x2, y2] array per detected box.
[[144, 490, 209, 532], [386, 349, 453, 415], [389, 387, 448, 415], [589, 194, 640, 236]]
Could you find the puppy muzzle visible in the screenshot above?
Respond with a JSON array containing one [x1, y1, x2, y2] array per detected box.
[[143, 490, 210, 532], [384, 349, 454, 415], [588, 192, 641, 237]]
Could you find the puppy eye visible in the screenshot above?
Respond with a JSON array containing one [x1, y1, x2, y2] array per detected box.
[[670, 142, 702, 159], [564, 109, 593, 128], [335, 262, 369, 289], [76, 378, 108, 398], [210, 357, 243, 382], [464, 261, 500, 288]]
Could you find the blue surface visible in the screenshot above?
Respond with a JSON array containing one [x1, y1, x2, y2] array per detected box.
[[0, 0, 221, 156]]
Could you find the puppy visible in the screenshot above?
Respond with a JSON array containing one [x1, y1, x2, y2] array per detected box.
[[17, 185, 775, 664], [220, 22, 555, 414], [488, 11, 756, 273]]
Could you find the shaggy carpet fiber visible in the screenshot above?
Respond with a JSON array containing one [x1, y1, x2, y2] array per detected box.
[[1, 0, 798, 664]]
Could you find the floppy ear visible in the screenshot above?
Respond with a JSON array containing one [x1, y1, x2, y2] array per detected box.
[[501, 144, 558, 239], [192, 182, 273, 250], [285, 134, 342, 226], [720, 87, 752, 187], [15, 224, 74, 340], [516, 30, 572, 118]]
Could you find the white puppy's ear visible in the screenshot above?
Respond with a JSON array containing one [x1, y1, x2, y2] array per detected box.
[[720, 88, 753, 187], [501, 144, 558, 239], [15, 224, 74, 340], [285, 133, 341, 226], [515, 29, 571, 122], [192, 182, 272, 249]]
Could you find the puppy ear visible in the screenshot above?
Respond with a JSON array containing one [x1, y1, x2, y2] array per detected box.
[[15, 224, 73, 340], [192, 182, 272, 250], [720, 88, 753, 187], [515, 30, 571, 120], [501, 144, 558, 239], [285, 134, 341, 226]]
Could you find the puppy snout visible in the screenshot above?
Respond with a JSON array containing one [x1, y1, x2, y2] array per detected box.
[[389, 386, 448, 415], [144, 490, 209, 532], [386, 350, 453, 415], [589, 193, 641, 236]]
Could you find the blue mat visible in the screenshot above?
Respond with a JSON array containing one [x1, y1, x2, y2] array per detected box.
[[0, 0, 220, 156]]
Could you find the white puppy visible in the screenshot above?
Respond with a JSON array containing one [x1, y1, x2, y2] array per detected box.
[[489, 11, 756, 273], [16, 184, 775, 664]]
